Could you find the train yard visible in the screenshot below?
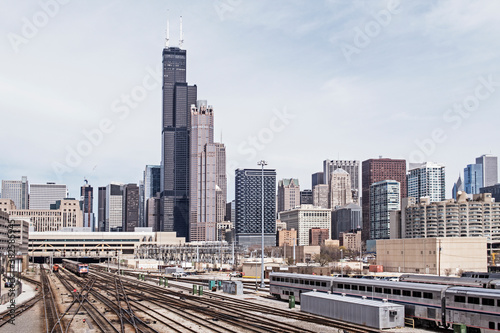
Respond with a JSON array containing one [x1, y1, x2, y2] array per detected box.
[[0, 264, 392, 333]]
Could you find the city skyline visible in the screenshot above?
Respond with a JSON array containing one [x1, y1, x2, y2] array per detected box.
[[1, 1, 500, 204]]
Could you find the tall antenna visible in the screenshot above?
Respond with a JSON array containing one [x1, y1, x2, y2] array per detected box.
[[165, 14, 170, 47], [179, 16, 184, 48]]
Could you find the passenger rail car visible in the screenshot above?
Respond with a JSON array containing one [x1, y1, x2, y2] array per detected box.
[[331, 277, 448, 328], [270, 272, 500, 332], [62, 259, 89, 277], [399, 274, 500, 289], [269, 272, 334, 301], [446, 287, 500, 333], [462, 272, 500, 279]]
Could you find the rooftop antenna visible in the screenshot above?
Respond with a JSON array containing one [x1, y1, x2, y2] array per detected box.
[[179, 16, 184, 48], [165, 12, 170, 47]]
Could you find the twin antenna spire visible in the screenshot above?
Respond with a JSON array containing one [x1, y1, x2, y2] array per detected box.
[[165, 15, 183, 48]]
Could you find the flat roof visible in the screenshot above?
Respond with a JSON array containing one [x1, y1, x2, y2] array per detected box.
[[302, 291, 403, 308], [333, 277, 449, 292]]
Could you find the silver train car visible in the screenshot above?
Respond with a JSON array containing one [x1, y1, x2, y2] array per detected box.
[[446, 287, 500, 333], [62, 259, 89, 277], [269, 272, 500, 332], [330, 277, 447, 328], [399, 274, 500, 289], [269, 273, 334, 301]]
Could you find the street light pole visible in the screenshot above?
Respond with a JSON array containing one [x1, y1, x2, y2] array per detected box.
[[340, 249, 343, 276], [258, 160, 267, 288]]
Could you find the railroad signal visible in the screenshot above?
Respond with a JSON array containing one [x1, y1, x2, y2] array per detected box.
[[73, 288, 77, 293]]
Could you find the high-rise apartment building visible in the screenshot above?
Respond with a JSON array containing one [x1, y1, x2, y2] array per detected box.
[[80, 180, 94, 230], [407, 162, 445, 203], [329, 168, 352, 209], [312, 184, 329, 209], [277, 178, 300, 213], [106, 183, 123, 232], [369, 180, 400, 240], [1, 176, 29, 209], [405, 192, 500, 242], [324, 160, 360, 203], [464, 164, 483, 195], [123, 184, 139, 232], [362, 158, 406, 240], [29, 183, 68, 209], [300, 190, 313, 205], [235, 168, 276, 247], [160, 35, 197, 238], [476, 154, 498, 188]]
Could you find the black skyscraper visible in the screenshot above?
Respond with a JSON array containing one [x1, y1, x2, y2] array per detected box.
[[160, 43, 197, 239]]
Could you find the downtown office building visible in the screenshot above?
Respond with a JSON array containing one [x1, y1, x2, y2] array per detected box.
[[159, 31, 226, 241]]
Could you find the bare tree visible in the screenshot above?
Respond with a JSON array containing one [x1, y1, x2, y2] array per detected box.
[[313, 253, 331, 267]]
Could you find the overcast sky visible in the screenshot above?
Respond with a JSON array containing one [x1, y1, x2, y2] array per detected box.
[[1, 0, 500, 202]]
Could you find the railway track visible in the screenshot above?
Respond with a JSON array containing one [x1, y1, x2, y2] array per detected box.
[[91, 269, 380, 333], [56, 268, 165, 332], [40, 264, 65, 333]]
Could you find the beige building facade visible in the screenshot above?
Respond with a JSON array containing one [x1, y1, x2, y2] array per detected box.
[[277, 228, 297, 247], [29, 231, 185, 259], [376, 237, 487, 275], [312, 184, 329, 209], [280, 205, 331, 246], [405, 192, 500, 243], [1, 198, 83, 231], [284, 245, 320, 263], [329, 168, 352, 209], [339, 230, 362, 252], [277, 178, 300, 213]]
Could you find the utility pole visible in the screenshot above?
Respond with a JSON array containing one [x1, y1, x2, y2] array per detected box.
[[258, 160, 267, 288], [438, 239, 442, 276], [341, 249, 344, 276]]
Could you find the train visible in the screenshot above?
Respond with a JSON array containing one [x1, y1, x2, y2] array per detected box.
[[62, 259, 89, 277], [399, 274, 500, 289], [270, 272, 500, 332], [462, 272, 500, 279], [52, 264, 59, 272]]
